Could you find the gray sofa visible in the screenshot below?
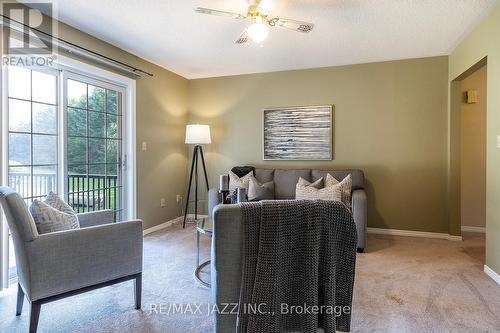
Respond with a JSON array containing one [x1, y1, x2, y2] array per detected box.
[[208, 168, 367, 333], [0, 187, 143, 333], [208, 168, 367, 250]]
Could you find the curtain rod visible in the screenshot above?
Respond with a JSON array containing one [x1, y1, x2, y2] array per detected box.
[[1, 14, 154, 77]]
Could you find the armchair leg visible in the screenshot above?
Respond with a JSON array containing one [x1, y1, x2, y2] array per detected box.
[[134, 273, 142, 310], [29, 301, 41, 333], [16, 283, 25, 316]]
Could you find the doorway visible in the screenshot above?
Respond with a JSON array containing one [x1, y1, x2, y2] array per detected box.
[[455, 61, 487, 262]]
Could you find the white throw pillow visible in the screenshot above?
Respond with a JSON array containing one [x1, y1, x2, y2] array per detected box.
[[228, 170, 253, 194], [325, 174, 353, 209], [295, 177, 342, 201], [30, 192, 80, 234]]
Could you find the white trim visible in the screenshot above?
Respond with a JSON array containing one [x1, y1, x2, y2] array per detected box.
[[367, 227, 462, 241], [461, 226, 486, 233], [484, 265, 500, 285], [0, 46, 8, 289], [142, 214, 209, 236], [142, 217, 182, 236]]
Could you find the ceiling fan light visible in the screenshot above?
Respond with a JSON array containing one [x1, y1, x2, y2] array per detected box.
[[247, 18, 270, 43]]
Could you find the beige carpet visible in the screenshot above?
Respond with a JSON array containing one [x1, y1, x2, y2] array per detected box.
[[0, 225, 499, 333]]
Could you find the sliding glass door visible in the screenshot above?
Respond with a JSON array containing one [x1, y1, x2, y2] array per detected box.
[[2, 66, 128, 286], [64, 73, 125, 221]]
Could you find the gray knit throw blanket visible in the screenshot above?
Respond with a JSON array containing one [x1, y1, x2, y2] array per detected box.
[[237, 200, 357, 333]]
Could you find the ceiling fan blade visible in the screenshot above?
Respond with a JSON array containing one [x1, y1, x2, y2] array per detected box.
[[256, 0, 273, 14], [272, 18, 314, 33], [235, 30, 250, 44], [195, 7, 246, 20]]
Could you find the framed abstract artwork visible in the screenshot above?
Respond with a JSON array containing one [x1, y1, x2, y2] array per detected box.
[[263, 105, 334, 160]]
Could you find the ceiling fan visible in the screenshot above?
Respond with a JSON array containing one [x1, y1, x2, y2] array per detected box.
[[195, 0, 314, 44]]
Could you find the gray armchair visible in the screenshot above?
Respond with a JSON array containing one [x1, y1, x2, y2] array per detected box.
[[0, 186, 143, 333]]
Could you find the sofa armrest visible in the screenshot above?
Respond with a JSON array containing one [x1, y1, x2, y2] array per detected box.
[[77, 210, 114, 228], [208, 188, 222, 217], [352, 189, 367, 250], [211, 204, 243, 332], [25, 219, 143, 301]]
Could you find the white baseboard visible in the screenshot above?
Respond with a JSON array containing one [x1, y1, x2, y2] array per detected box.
[[484, 265, 500, 285], [145, 220, 465, 241], [461, 226, 486, 233], [142, 214, 209, 236], [367, 227, 462, 241], [143, 216, 182, 236]]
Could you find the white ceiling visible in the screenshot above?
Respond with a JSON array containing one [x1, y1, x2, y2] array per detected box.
[[46, 0, 499, 79]]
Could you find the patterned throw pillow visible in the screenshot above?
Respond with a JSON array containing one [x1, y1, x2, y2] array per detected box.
[[295, 177, 342, 201], [248, 176, 275, 201], [30, 192, 80, 234], [325, 174, 353, 209], [45, 191, 77, 215], [229, 170, 253, 194]]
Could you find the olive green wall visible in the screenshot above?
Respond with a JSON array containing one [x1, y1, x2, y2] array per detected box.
[[449, 5, 500, 275], [460, 65, 487, 228], [188, 57, 450, 232], [10, 18, 190, 230]]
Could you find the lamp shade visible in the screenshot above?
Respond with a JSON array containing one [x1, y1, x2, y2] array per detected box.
[[185, 124, 211, 144]]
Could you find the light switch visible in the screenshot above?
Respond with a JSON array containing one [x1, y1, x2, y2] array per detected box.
[[497, 135, 500, 149], [142, 141, 147, 151]]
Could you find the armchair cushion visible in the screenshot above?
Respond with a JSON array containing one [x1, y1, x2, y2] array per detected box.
[[30, 199, 80, 234], [45, 191, 77, 215]]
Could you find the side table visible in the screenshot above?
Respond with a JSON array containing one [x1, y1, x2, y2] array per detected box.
[[194, 217, 212, 288]]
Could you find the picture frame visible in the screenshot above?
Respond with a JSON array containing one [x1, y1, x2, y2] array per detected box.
[[263, 105, 334, 160]]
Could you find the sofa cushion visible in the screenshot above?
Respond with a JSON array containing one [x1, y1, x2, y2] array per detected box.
[[273, 169, 311, 199], [229, 170, 252, 194], [254, 168, 274, 183], [295, 177, 342, 201], [312, 169, 364, 190], [325, 174, 353, 209], [231, 166, 255, 178], [248, 176, 275, 201]]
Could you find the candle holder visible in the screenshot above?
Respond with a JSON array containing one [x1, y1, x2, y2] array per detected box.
[[237, 187, 247, 203], [220, 190, 230, 204], [219, 174, 231, 204]]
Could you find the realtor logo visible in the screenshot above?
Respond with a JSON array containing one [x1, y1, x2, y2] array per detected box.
[[2, 1, 53, 55]]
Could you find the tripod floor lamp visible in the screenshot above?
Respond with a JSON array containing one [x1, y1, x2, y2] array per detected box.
[[183, 124, 211, 228]]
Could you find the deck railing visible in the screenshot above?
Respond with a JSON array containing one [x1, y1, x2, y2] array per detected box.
[[8, 172, 118, 213]]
